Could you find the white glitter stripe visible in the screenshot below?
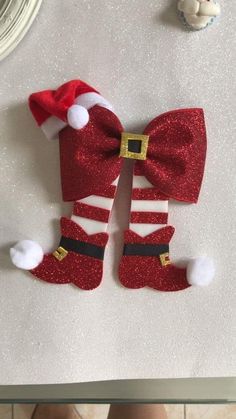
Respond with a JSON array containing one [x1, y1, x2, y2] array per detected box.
[[71, 215, 108, 234], [130, 223, 166, 237], [132, 175, 153, 188], [79, 195, 114, 210], [131, 200, 168, 212], [112, 176, 119, 186]]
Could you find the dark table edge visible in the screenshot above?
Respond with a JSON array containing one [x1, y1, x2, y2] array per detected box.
[[0, 378, 235, 403]]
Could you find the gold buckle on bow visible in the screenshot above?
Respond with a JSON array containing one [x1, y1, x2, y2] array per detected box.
[[120, 132, 149, 160], [159, 252, 171, 267], [53, 246, 68, 261]]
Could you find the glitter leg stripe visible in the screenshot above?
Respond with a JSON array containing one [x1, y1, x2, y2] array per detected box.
[[129, 164, 169, 237], [95, 185, 117, 198], [132, 188, 169, 200], [73, 202, 110, 222], [130, 212, 168, 224], [71, 177, 119, 234]]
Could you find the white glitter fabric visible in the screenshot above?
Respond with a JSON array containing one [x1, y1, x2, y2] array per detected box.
[[0, 0, 236, 385]]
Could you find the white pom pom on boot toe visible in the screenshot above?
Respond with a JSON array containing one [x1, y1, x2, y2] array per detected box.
[[10, 240, 43, 270], [187, 257, 215, 287]]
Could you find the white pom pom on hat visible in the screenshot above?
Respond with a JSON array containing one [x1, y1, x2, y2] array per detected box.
[[10, 240, 43, 270], [67, 105, 89, 130], [187, 257, 215, 286]]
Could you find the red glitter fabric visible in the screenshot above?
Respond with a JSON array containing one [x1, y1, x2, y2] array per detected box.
[[96, 185, 117, 198], [73, 202, 110, 222], [123, 226, 175, 244], [131, 188, 169, 200], [119, 227, 190, 292], [141, 108, 206, 203], [130, 212, 168, 224], [31, 217, 108, 290], [60, 217, 108, 246], [59, 107, 206, 203], [59, 106, 123, 201]]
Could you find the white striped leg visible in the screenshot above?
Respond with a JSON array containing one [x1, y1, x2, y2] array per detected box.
[[130, 165, 169, 237], [71, 177, 119, 234]]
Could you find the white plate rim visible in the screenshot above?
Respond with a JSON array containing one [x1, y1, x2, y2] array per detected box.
[[0, 0, 42, 61]]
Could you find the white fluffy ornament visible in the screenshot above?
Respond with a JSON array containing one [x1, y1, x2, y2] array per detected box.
[[10, 240, 43, 270], [187, 257, 215, 286], [178, 0, 221, 30], [67, 104, 89, 130]]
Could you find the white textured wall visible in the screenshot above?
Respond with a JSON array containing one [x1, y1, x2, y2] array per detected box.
[[0, 0, 235, 384]]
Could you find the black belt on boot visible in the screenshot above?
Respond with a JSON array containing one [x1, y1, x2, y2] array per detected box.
[[53, 236, 105, 261], [123, 243, 170, 267]]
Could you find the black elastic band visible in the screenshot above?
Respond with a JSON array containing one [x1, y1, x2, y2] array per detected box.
[[59, 236, 105, 260], [123, 243, 169, 257]]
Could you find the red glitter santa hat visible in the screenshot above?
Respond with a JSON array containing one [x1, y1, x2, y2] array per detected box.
[[29, 79, 113, 139]]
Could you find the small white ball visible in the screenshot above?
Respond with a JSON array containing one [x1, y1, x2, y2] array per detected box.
[[67, 105, 89, 130], [10, 240, 43, 270], [187, 257, 215, 287]]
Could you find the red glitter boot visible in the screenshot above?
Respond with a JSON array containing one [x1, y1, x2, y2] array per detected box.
[[11, 217, 108, 290], [119, 226, 191, 292]]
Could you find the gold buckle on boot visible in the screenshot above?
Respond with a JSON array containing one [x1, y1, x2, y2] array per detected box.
[[160, 252, 171, 267], [120, 132, 149, 160], [53, 246, 68, 261]]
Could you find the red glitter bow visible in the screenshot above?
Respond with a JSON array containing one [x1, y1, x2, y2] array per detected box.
[[59, 106, 206, 203]]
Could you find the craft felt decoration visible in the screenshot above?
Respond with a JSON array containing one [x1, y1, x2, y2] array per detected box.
[[10, 79, 215, 292], [177, 0, 221, 30]]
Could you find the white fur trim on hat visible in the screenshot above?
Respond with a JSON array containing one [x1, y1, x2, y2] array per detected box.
[[41, 116, 67, 140], [75, 92, 113, 112], [67, 92, 113, 131], [10, 240, 44, 270], [187, 257, 215, 286]]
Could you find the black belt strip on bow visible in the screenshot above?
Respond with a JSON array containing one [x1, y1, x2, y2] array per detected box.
[[59, 236, 105, 260], [123, 243, 169, 256]]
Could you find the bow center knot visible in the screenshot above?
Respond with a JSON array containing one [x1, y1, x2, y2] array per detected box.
[[119, 132, 150, 161]]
